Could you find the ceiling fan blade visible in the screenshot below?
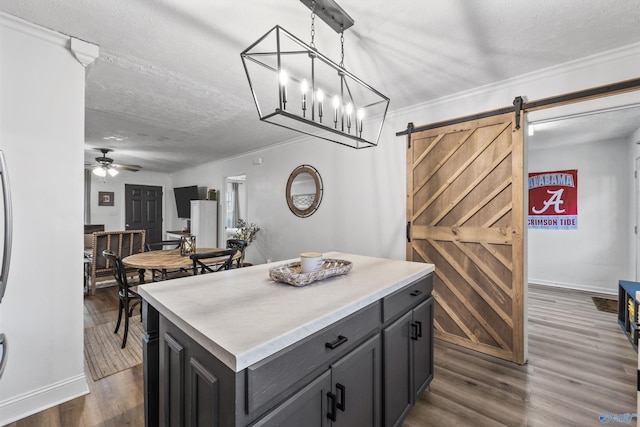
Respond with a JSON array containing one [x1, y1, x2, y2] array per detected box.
[[113, 163, 142, 172]]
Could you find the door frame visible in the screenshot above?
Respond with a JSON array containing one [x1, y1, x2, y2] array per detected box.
[[223, 173, 247, 243]]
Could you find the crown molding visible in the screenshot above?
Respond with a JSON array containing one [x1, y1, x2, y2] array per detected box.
[[0, 11, 68, 47], [70, 37, 99, 67], [1, 12, 99, 68]]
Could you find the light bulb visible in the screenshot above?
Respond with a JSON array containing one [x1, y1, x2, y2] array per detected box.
[[279, 70, 288, 109], [357, 109, 365, 136], [300, 79, 308, 115], [93, 167, 106, 177], [108, 168, 119, 177], [279, 70, 288, 86]]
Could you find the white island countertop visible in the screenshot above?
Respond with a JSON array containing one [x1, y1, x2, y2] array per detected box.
[[138, 251, 434, 372]]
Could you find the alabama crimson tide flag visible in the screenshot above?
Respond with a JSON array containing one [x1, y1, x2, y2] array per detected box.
[[528, 169, 578, 229]]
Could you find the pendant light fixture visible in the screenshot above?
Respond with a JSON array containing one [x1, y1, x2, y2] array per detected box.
[[241, 0, 389, 149]]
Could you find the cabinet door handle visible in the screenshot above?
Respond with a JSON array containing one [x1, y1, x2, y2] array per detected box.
[[410, 322, 419, 341], [336, 383, 346, 412], [325, 335, 348, 350], [327, 392, 337, 421], [410, 290, 422, 297], [416, 320, 422, 338]]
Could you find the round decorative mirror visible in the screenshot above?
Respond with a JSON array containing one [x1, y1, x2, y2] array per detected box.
[[286, 165, 323, 217]]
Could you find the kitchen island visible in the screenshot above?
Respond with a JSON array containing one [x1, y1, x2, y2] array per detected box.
[[138, 251, 435, 426]]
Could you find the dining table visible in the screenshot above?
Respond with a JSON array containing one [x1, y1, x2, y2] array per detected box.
[[122, 247, 239, 283]]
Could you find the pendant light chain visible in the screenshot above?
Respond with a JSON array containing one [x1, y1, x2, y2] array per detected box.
[[310, 1, 316, 49], [339, 26, 345, 68]]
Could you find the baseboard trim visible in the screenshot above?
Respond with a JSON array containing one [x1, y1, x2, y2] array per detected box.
[[0, 374, 89, 426], [528, 279, 617, 296]]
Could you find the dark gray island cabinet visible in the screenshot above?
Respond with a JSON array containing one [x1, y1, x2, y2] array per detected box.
[[138, 252, 434, 427]]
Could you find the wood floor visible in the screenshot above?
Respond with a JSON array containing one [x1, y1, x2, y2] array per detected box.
[[403, 285, 637, 426], [6, 285, 145, 427], [7, 284, 636, 426]]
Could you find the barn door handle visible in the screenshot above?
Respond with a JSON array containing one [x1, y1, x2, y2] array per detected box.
[[406, 222, 411, 243]]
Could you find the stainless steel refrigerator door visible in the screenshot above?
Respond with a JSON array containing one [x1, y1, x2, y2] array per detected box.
[[0, 150, 12, 303], [0, 333, 6, 379], [0, 150, 13, 379]]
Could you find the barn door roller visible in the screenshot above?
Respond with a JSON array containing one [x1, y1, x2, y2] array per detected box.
[[513, 96, 524, 130]]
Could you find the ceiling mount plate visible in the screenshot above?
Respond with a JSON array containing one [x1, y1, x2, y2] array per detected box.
[[300, 0, 355, 33]]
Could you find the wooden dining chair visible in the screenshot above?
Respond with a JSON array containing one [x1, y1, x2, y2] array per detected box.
[[103, 250, 141, 348], [190, 249, 236, 274]]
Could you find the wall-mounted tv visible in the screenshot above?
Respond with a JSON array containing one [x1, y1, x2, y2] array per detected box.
[[173, 185, 200, 219]]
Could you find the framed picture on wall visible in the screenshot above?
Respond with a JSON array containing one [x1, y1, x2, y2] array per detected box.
[[98, 191, 114, 206]]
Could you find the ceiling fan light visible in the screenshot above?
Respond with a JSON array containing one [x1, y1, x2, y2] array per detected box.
[[108, 168, 119, 177], [93, 167, 106, 177]]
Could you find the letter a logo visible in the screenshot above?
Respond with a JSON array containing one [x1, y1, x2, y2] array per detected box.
[[532, 189, 566, 214]]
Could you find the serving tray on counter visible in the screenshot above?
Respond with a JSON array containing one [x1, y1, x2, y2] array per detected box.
[[269, 258, 353, 287]]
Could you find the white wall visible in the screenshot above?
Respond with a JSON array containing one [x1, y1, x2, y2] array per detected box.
[[169, 131, 406, 264], [0, 14, 95, 425], [527, 137, 631, 293], [89, 170, 172, 231], [169, 43, 640, 271]]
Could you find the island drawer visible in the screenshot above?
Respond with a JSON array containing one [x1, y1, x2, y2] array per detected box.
[[245, 301, 381, 414], [382, 274, 433, 323]]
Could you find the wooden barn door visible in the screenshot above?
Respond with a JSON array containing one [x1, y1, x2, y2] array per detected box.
[[406, 112, 526, 364]]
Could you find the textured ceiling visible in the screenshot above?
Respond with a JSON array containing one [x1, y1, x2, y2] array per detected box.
[[2, 0, 640, 172]]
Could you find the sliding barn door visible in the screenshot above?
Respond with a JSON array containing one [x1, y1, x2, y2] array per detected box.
[[406, 112, 526, 364]]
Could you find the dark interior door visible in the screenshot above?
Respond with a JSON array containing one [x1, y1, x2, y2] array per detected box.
[[125, 184, 163, 244]]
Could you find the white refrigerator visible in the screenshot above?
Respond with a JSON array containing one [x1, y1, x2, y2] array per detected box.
[[191, 200, 218, 248]]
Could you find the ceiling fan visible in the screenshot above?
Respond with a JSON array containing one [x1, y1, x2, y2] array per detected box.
[[89, 148, 142, 177]]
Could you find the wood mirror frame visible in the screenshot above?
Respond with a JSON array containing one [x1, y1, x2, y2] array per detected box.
[[286, 165, 323, 218]]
